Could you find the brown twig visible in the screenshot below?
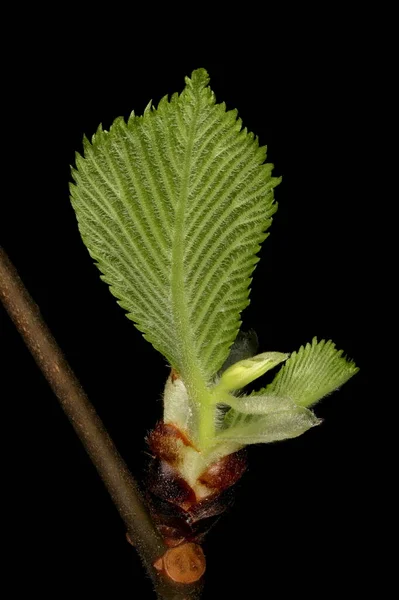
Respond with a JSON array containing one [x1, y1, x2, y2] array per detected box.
[[0, 246, 204, 600]]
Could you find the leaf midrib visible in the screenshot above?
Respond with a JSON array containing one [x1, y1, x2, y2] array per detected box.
[[171, 94, 208, 400]]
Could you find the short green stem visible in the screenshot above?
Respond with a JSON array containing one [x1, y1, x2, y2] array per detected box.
[[198, 400, 216, 449]]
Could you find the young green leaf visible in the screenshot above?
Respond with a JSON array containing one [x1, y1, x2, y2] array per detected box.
[[220, 393, 297, 415], [70, 69, 280, 397], [217, 401, 320, 447], [264, 337, 359, 407], [215, 351, 288, 393]]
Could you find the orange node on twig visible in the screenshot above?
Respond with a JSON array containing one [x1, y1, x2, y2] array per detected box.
[[153, 542, 206, 584]]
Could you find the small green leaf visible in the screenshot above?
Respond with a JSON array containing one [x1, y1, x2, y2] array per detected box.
[[218, 402, 320, 446], [264, 337, 359, 407], [215, 351, 288, 392], [222, 393, 296, 414]]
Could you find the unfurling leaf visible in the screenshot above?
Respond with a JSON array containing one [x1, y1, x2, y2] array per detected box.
[[221, 393, 297, 415], [218, 400, 321, 446], [264, 337, 359, 408], [216, 352, 288, 392]]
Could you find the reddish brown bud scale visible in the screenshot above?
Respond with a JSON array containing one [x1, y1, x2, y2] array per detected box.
[[198, 451, 247, 492], [147, 458, 197, 508], [145, 420, 247, 546], [147, 421, 195, 465], [157, 525, 186, 548]]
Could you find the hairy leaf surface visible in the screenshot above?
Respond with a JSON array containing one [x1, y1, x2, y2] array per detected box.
[[70, 69, 280, 388], [264, 337, 359, 407], [218, 396, 320, 446]]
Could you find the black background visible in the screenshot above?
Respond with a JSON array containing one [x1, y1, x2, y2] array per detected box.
[[1, 28, 380, 599]]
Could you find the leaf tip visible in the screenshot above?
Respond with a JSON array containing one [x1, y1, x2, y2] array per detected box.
[[187, 67, 210, 89]]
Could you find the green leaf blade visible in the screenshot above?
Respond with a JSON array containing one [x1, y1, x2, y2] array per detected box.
[[70, 68, 280, 392], [218, 401, 321, 446], [264, 337, 359, 407]]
